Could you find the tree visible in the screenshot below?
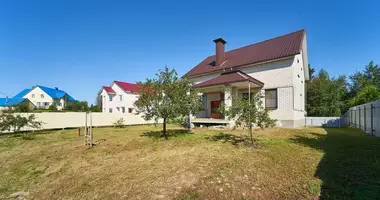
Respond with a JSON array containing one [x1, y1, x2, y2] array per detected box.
[[348, 85, 380, 107], [307, 69, 348, 116], [0, 109, 42, 135], [134, 67, 202, 139], [349, 61, 380, 97], [219, 92, 275, 145], [65, 101, 89, 112], [89, 104, 102, 112], [14, 102, 31, 113]]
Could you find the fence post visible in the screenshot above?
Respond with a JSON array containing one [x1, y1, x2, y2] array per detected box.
[[359, 107, 361, 130], [364, 105, 367, 133], [371, 104, 374, 136]]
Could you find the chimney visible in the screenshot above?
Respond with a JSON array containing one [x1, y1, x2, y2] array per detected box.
[[213, 38, 227, 66], [5, 96, 8, 103]]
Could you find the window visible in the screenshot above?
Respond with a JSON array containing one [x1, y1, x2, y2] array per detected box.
[[121, 107, 125, 113], [109, 96, 113, 101], [41, 94, 44, 98], [44, 102, 49, 106], [128, 108, 133, 113], [116, 107, 120, 112], [242, 93, 254, 100], [265, 89, 278, 109], [119, 95, 122, 101], [32, 94, 35, 98], [109, 108, 113, 113]]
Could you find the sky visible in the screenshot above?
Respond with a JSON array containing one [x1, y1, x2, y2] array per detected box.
[[1, 0, 379, 104]]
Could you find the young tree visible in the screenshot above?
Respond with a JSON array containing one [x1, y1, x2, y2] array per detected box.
[[219, 92, 275, 145], [0, 109, 42, 135], [134, 67, 202, 139]]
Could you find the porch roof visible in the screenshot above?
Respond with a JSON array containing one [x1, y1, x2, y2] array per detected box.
[[193, 70, 264, 88]]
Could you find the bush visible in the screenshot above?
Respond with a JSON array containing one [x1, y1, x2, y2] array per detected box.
[[113, 118, 125, 128], [0, 109, 42, 137]]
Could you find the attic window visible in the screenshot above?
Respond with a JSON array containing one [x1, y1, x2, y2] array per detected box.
[[297, 59, 299, 63], [32, 94, 35, 98], [41, 94, 44, 98]]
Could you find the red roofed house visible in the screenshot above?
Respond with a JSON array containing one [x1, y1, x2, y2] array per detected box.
[[99, 81, 140, 114], [186, 30, 309, 128]]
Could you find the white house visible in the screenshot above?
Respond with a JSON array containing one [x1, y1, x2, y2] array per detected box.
[[0, 86, 75, 110], [185, 30, 309, 128], [22, 85, 75, 110], [99, 81, 140, 113]]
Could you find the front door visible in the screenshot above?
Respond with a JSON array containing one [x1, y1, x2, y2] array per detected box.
[[210, 100, 222, 119]]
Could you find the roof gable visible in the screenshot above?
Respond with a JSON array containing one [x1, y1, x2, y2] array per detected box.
[[194, 70, 264, 88], [185, 29, 306, 77], [27, 86, 75, 101], [113, 81, 140, 94]]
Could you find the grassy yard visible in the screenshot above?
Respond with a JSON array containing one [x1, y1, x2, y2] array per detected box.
[[1, 125, 379, 200]]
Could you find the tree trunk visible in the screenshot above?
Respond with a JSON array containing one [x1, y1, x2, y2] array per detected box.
[[162, 118, 168, 139], [249, 124, 254, 145]]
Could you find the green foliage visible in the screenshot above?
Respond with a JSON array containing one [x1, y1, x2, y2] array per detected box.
[[65, 101, 89, 112], [0, 109, 42, 135], [113, 118, 125, 128], [48, 104, 57, 111], [218, 92, 275, 144], [349, 61, 380, 97], [307, 69, 348, 116], [89, 104, 102, 112], [14, 102, 31, 113], [134, 67, 202, 139], [348, 85, 380, 107]]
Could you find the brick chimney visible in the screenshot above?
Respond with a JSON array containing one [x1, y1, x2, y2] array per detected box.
[[213, 38, 227, 66]]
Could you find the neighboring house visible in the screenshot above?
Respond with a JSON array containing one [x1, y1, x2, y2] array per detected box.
[[99, 81, 140, 113], [185, 29, 309, 128], [0, 86, 75, 110]]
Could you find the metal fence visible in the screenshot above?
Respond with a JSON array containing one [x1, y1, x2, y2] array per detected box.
[[341, 100, 380, 137], [305, 117, 342, 127]]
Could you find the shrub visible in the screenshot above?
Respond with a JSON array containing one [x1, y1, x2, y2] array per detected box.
[[113, 118, 125, 128]]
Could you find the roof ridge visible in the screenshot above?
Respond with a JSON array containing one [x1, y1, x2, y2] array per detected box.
[[224, 29, 305, 54]]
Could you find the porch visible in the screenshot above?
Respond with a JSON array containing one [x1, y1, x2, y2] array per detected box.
[[191, 70, 264, 126]]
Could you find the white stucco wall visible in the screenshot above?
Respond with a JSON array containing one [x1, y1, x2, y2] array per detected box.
[[23, 87, 53, 109], [101, 84, 139, 114]]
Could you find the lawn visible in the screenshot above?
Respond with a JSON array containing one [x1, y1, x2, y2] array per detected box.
[[0, 125, 379, 200]]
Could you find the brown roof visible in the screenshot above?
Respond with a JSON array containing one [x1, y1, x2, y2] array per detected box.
[[114, 81, 140, 94], [194, 70, 264, 88], [185, 29, 305, 77]]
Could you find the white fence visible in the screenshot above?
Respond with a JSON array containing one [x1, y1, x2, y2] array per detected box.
[[305, 117, 342, 127], [3, 112, 160, 132], [341, 100, 380, 137]]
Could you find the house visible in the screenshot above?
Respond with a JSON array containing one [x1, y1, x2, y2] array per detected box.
[[99, 81, 140, 113], [0, 86, 75, 110], [185, 29, 309, 128]]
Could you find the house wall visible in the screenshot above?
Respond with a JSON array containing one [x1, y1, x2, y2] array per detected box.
[[23, 87, 54, 109], [23, 87, 68, 110], [190, 56, 307, 128], [101, 84, 139, 113]]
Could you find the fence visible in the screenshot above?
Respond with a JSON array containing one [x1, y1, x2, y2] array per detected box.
[[341, 99, 380, 137], [2, 112, 160, 132], [305, 117, 342, 127]]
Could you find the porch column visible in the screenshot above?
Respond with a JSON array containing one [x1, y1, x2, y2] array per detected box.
[[224, 85, 232, 120]]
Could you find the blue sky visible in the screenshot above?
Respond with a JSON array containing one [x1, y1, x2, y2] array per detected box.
[[1, 0, 379, 103]]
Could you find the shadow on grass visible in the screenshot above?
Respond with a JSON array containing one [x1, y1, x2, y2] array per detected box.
[[292, 128, 380, 200], [207, 132, 261, 148], [141, 129, 192, 139]]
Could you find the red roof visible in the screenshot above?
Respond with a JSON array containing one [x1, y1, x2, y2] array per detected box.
[[194, 70, 264, 88], [102, 86, 115, 94], [114, 81, 140, 94], [185, 29, 305, 77]]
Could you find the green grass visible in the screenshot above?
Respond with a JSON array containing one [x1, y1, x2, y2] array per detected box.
[[0, 125, 379, 199]]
